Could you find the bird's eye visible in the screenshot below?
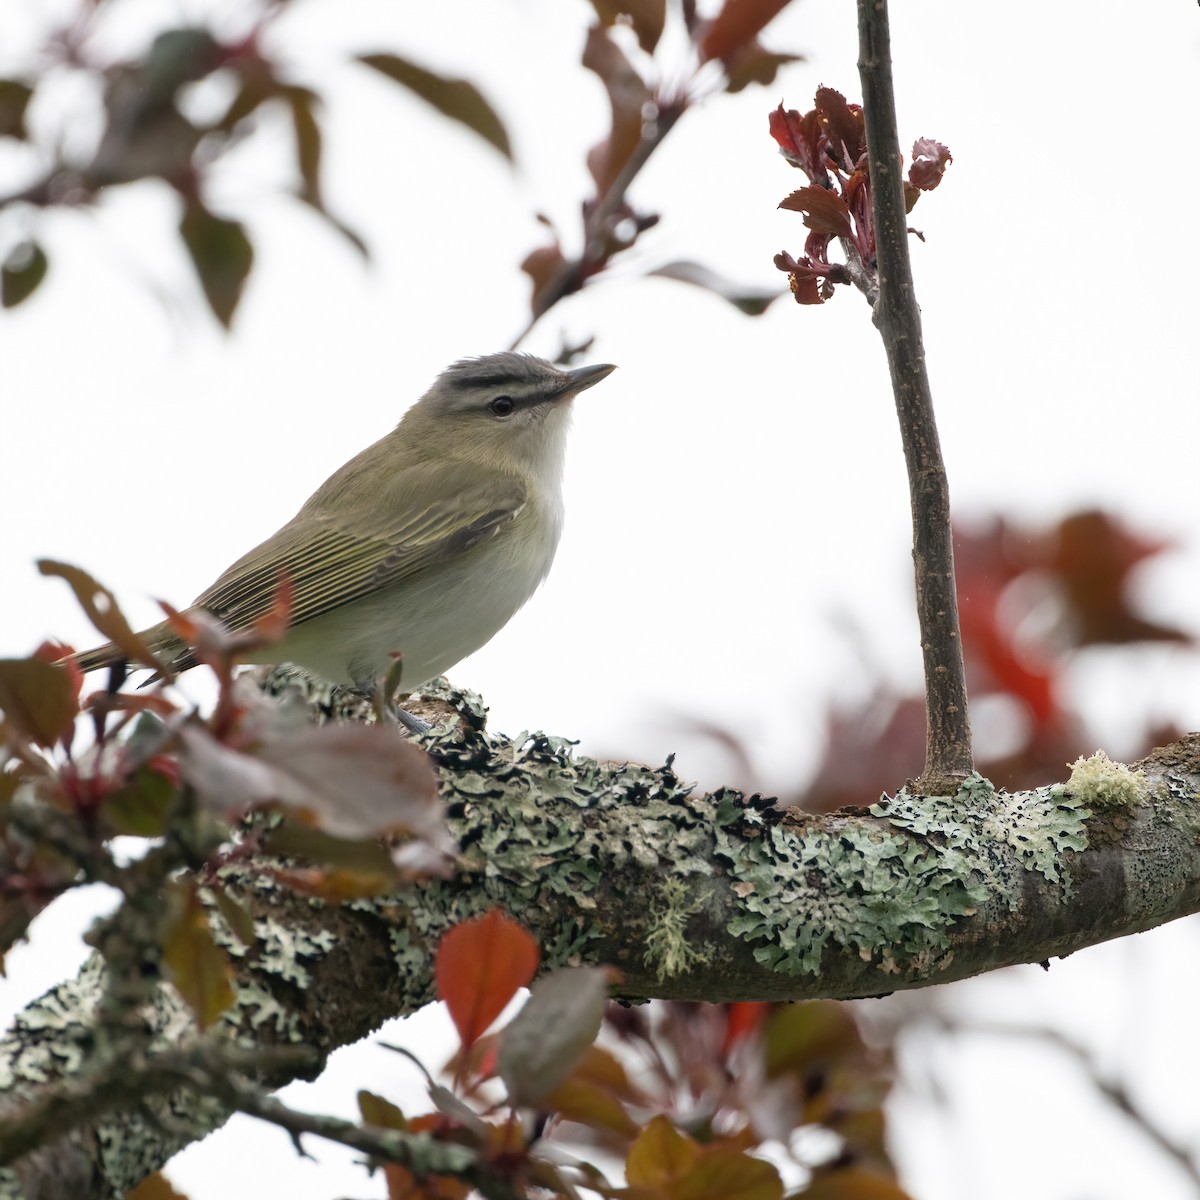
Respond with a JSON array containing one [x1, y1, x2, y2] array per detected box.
[[489, 396, 515, 417]]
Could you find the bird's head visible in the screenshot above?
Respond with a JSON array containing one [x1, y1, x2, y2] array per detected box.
[[401, 352, 616, 481]]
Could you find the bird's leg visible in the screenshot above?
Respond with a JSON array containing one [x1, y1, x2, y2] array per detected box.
[[390, 701, 431, 737], [360, 672, 431, 736]]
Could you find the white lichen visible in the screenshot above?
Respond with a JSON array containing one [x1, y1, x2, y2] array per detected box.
[[1067, 750, 1144, 811]]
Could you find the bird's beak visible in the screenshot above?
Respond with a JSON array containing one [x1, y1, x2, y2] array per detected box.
[[555, 362, 617, 401]]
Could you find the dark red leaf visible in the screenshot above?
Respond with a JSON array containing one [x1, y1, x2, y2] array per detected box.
[[768, 105, 827, 179], [814, 86, 866, 165]]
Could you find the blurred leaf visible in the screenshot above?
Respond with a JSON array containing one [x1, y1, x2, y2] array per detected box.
[[589, 0, 667, 53], [358, 1089, 409, 1131], [436, 910, 539, 1050], [764, 1001, 863, 1079], [626, 1114, 699, 1187], [723, 42, 802, 93], [1041, 510, 1188, 646], [521, 241, 570, 315], [698, 0, 794, 64], [0, 658, 78, 749], [210, 886, 255, 947], [161, 880, 235, 1029], [2, 241, 48, 309], [543, 1044, 646, 1137], [264, 820, 398, 874], [178, 723, 447, 848], [178, 200, 254, 328], [126, 1171, 192, 1200], [797, 1167, 914, 1200], [498, 965, 608, 1105], [297, 194, 370, 258], [102, 763, 177, 836], [0, 79, 33, 139], [282, 85, 322, 206], [720, 1000, 771, 1054], [357, 53, 512, 161], [582, 25, 650, 195], [678, 1147, 782, 1200], [37, 560, 165, 672], [650, 260, 783, 315]]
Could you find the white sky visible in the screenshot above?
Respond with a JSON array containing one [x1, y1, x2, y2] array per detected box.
[[2, 1, 1200, 1197]]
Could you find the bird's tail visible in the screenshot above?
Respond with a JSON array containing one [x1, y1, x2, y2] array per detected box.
[[68, 623, 185, 677]]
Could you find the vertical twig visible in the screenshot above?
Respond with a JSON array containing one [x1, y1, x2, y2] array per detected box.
[[857, 0, 973, 791]]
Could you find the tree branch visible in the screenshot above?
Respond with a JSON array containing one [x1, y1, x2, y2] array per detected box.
[[4, 688, 1200, 1197], [857, 0, 972, 791]]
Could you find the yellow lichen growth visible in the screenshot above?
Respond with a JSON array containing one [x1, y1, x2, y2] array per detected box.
[[643, 878, 710, 981], [1067, 750, 1144, 810]]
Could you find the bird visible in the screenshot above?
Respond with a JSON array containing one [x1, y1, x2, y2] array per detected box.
[[72, 353, 615, 721]]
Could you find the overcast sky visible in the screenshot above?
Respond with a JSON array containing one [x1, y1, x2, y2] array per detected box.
[[2, 2, 1199, 1198]]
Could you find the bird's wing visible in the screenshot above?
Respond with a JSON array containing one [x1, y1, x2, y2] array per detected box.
[[193, 460, 527, 635]]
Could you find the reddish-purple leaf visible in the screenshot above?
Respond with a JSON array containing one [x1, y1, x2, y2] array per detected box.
[[436, 911, 540, 1050], [814, 86, 866, 165], [779, 185, 854, 237], [650, 260, 783, 316], [908, 137, 952, 192], [768, 105, 827, 180]]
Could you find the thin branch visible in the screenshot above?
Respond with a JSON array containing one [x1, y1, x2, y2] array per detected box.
[[856, 0, 972, 791]]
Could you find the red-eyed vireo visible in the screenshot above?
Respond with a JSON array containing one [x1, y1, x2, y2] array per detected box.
[[73, 353, 615, 703]]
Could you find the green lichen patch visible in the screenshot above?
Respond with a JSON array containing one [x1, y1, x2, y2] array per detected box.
[[718, 799, 988, 979], [383, 698, 720, 979], [874, 773, 1091, 907]]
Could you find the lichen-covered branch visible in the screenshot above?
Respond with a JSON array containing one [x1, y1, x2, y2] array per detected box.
[[4, 689, 1200, 1198]]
